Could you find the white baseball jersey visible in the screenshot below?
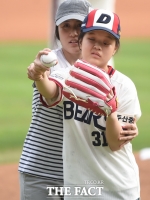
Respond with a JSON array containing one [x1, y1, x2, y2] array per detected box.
[[42, 66, 141, 199]]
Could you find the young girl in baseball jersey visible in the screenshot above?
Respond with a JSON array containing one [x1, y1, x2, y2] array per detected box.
[[29, 8, 141, 200]]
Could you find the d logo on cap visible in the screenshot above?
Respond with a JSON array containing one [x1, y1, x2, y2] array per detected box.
[[97, 14, 111, 24], [81, 9, 121, 39]]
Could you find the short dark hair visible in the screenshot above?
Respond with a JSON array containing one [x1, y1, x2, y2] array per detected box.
[[55, 26, 60, 40]]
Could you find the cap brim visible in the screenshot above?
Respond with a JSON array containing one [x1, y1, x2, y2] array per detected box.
[[56, 14, 85, 26], [82, 26, 120, 39]]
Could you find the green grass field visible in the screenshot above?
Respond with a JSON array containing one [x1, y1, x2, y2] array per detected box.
[[115, 39, 150, 151], [0, 39, 150, 163]]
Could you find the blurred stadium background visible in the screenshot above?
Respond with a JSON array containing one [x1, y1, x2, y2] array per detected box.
[[0, 0, 150, 200]]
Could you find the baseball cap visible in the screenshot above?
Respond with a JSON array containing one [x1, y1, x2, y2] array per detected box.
[[55, 0, 92, 26], [81, 9, 121, 39]]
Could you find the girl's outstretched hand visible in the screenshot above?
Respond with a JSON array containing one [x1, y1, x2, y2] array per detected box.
[[27, 48, 51, 81]]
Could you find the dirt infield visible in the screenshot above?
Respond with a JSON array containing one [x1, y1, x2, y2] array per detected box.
[[0, 0, 150, 200], [0, 154, 150, 200], [1, 0, 150, 41]]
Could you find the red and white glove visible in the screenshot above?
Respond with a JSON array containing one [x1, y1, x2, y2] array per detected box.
[[50, 59, 118, 116]]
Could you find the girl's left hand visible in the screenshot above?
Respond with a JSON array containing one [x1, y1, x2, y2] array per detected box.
[[119, 121, 138, 148]]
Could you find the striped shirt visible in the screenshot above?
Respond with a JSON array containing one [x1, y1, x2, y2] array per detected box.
[[19, 48, 71, 181]]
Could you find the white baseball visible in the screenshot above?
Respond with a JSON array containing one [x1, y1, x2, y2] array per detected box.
[[40, 51, 57, 68]]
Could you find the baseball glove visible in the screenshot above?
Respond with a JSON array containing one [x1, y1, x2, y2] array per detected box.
[[49, 59, 118, 116]]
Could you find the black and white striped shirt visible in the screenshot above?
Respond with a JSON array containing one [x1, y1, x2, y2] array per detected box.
[[19, 87, 63, 181], [19, 49, 71, 182]]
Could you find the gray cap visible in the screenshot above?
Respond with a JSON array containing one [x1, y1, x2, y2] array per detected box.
[[55, 0, 92, 26]]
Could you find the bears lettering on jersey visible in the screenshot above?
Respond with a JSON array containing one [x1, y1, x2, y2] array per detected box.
[[63, 101, 106, 131], [63, 101, 108, 147]]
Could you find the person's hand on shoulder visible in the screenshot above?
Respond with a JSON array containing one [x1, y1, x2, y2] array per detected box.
[[119, 120, 138, 148]]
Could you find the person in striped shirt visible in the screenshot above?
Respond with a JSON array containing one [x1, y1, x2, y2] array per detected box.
[[19, 1, 92, 200]]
